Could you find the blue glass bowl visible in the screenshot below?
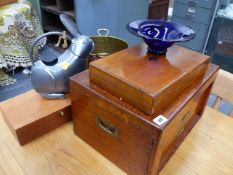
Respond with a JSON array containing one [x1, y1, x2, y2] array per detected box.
[[126, 19, 196, 54]]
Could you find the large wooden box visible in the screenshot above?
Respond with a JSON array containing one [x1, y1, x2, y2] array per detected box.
[[70, 64, 218, 175], [75, 0, 148, 45], [89, 44, 210, 115]]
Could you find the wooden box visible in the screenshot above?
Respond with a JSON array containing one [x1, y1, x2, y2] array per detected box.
[[70, 64, 218, 175], [89, 44, 210, 115], [0, 90, 71, 146], [0, 0, 16, 6]]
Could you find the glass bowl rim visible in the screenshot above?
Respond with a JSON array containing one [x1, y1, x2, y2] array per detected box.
[[126, 19, 196, 42]]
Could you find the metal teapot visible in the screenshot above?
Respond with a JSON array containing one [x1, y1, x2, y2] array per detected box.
[[30, 14, 94, 99]]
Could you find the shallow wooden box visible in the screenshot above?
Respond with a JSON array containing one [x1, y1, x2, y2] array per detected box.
[[89, 44, 210, 116], [70, 64, 218, 175], [0, 90, 71, 146]]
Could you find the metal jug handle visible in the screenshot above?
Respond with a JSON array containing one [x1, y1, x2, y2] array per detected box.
[[30, 31, 72, 62], [97, 28, 110, 36]]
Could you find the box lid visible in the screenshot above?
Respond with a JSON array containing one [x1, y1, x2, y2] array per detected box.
[[89, 43, 209, 115]]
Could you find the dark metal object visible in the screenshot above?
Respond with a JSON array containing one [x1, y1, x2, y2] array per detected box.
[[96, 117, 119, 138], [30, 14, 94, 99]]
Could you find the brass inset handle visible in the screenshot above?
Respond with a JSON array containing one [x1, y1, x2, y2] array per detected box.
[[96, 117, 118, 138], [176, 110, 191, 138]]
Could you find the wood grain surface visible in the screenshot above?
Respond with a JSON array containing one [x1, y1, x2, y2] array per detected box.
[[89, 43, 209, 115], [70, 64, 218, 175], [0, 107, 233, 175], [0, 90, 71, 145]]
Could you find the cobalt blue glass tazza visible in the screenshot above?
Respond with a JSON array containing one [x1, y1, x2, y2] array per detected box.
[[126, 19, 196, 54]]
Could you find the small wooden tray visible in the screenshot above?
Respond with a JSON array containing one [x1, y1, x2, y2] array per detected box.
[[0, 90, 71, 146]]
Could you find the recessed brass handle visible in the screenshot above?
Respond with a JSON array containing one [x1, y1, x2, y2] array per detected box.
[[96, 117, 118, 138], [176, 110, 191, 138], [182, 110, 191, 124]]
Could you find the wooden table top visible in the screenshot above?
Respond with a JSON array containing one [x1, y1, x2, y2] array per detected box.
[[0, 106, 233, 175]]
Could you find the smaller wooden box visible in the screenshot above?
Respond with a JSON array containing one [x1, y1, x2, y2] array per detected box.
[[0, 90, 71, 146], [70, 64, 218, 175], [0, 0, 17, 6], [89, 44, 210, 115]]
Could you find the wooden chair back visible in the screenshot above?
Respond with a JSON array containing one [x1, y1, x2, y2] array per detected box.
[[211, 69, 233, 117]]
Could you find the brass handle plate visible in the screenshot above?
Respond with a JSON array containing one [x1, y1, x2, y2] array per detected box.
[[176, 110, 191, 138], [96, 117, 119, 138]]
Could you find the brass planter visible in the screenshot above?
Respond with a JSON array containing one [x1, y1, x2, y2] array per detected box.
[[87, 29, 128, 67]]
